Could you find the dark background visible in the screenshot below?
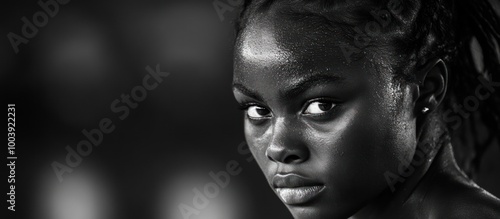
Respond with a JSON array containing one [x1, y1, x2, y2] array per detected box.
[[1, 0, 499, 219]]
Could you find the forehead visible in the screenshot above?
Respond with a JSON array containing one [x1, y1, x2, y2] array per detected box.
[[233, 8, 379, 89]]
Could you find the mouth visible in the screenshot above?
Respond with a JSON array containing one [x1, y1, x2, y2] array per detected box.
[[272, 174, 325, 205]]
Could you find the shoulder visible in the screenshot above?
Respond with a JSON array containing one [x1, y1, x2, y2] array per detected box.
[[425, 170, 500, 219]]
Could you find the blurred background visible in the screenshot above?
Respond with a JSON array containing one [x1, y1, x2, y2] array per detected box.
[[1, 0, 499, 219], [2, 0, 290, 219]]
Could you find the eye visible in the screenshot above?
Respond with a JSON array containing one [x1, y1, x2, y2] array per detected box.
[[303, 100, 336, 115], [247, 105, 272, 119]]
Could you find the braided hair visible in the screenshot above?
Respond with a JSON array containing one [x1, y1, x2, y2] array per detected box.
[[235, 0, 500, 176]]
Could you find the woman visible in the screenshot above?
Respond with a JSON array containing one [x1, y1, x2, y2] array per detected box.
[[232, 0, 500, 218]]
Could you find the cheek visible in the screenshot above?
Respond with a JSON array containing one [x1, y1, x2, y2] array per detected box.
[[309, 98, 416, 199], [244, 120, 273, 168]]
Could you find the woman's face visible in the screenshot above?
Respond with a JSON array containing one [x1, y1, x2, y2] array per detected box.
[[232, 8, 418, 219]]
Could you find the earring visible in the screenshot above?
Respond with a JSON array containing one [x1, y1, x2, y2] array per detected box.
[[422, 107, 430, 114]]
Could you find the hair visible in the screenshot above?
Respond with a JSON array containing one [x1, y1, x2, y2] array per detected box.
[[235, 0, 500, 176]]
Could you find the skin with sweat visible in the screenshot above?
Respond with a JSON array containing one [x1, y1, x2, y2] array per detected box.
[[232, 3, 500, 219]]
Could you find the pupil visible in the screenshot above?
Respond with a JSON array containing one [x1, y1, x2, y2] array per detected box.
[[256, 108, 269, 116], [318, 102, 332, 111]]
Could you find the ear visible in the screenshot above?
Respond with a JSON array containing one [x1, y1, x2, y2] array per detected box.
[[414, 58, 448, 115]]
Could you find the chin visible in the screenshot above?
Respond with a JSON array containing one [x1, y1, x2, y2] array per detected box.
[[287, 206, 354, 219], [284, 198, 359, 219]]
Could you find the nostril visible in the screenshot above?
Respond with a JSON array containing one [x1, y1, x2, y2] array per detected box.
[[266, 153, 275, 162], [266, 145, 309, 164], [284, 155, 301, 164]]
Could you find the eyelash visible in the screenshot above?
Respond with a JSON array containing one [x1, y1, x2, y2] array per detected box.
[[237, 103, 271, 124], [237, 103, 258, 111], [301, 97, 338, 115], [238, 98, 339, 117]]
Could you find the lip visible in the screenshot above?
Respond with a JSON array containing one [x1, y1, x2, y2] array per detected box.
[[272, 174, 325, 205]]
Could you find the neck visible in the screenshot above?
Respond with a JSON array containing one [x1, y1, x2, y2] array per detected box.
[[351, 113, 454, 219]]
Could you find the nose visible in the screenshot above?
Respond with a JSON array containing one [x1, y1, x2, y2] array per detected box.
[[265, 119, 309, 164]]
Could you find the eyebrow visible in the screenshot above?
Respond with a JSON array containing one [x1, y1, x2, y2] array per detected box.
[[232, 83, 265, 102], [232, 74, 345, 101], [282, 74, 345, 99]]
